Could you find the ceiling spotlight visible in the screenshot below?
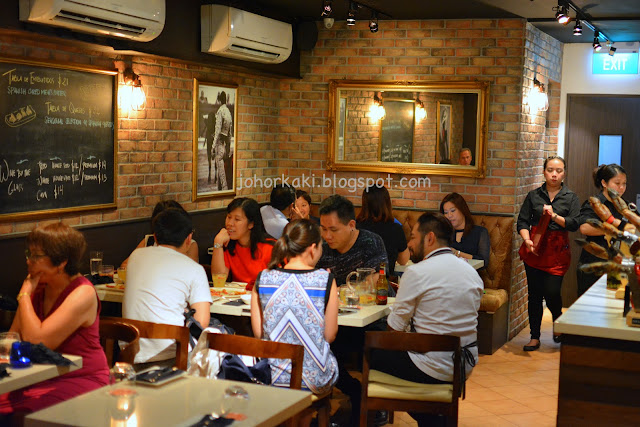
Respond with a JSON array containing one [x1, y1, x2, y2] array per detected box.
[[321, 0, 332, 17], [609, 46, 617, 56], [593, 38, 602, 52], [347, 1, 358, 26], [369, 11, 378, 33], [573, 20, 582, 36], [554, 2, 570, 25]]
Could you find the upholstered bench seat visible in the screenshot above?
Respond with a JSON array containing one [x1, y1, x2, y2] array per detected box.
[[368, 370, 453, 402], [479, 288, 509, 313]]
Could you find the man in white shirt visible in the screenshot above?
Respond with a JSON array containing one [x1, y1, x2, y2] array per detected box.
[[377, 213, 484, 426], [124, 208, 212, 368], [260, 184, 296, 238]]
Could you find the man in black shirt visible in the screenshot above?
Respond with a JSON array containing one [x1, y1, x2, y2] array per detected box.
[[316, 195, 387, 425], [317, 195, 388, 285]]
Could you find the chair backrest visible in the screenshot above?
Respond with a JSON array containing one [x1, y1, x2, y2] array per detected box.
[[99, 319, 140, 367], [206, 333, 304, 389], [363, 331, 462, 399], [102, 317, 191, 370]]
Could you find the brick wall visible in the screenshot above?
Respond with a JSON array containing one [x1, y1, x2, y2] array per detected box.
[[0, 32, 279, 236], [0, 21, 563, 337], [277, 19, 562, 336], [510, 24, 563, 338]]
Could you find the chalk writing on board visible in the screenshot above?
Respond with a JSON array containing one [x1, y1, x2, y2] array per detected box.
[[379, 100, 414, 163], [0, 59, 116, 220]]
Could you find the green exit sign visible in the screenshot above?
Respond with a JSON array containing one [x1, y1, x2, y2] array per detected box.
[[593, 52, 639, 74]]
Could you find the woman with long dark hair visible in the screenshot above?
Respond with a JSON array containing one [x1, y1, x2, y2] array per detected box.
[[356, 184, 408, 277], [517, 156, 580, 351], [211, 198, 273, 290], [577, 164, 631, 296], [250, 219, 338, 394], [440, 192, 490, 268]]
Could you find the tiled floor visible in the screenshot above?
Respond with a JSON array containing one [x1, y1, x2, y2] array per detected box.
[[390, 310, 560, 427]]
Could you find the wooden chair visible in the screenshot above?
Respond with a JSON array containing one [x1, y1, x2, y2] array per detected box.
[[99, 318, 140, 367], [102, 317, 191, 370], [359, 331, 462, 427], [206, 333, 305, 426]]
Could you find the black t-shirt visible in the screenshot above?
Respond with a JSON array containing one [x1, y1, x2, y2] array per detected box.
[[316, 229, 388, 285], [578, 192, 627, 265], [357, 220, 407, 276]]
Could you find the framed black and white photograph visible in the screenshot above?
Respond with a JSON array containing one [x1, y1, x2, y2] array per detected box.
[[192, 79, 237, 200]]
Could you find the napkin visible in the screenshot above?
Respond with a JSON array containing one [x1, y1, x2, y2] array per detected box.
[[86, 274, 113, 285], [30, 343, 75, 366], [190, 414, 234, 426]]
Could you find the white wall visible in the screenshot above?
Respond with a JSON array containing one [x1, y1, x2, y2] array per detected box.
[[558, 43, 640, 155]]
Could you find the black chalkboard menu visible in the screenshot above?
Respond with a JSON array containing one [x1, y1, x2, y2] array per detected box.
[[0, 58, 117, 220], [379, 100, 414, 163]]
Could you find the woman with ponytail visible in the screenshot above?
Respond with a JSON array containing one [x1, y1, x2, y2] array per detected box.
[[250, 219, 339, 394]]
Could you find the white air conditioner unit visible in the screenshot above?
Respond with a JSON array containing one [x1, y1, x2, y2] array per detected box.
[[19, 0, 165, 42], [201, 5, 292, 64]]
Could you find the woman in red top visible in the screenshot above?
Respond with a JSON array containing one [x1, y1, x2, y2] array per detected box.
[[211, 198, 274, 290], [0, 223, 109, 421]]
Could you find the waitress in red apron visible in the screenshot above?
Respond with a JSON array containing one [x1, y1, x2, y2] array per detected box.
[[517, 156, 580, 351]]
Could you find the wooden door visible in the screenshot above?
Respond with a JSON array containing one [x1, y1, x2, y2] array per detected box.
[[564, 95, 640, 306]]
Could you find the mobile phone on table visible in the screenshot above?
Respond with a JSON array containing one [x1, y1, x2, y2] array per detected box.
[[135, 366, 186, 386]]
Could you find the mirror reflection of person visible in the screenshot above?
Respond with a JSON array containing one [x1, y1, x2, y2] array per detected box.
[[458, 148, 472, 166], [439, 107, 450, 162]]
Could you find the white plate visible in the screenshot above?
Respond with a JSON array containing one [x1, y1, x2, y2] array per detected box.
[[240, 294, 251, 305]]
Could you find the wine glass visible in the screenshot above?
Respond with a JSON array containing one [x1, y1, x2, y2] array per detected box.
[[220, 385, 249, 417], [108, 362, 137, 400], [109, 362, 136, 384]]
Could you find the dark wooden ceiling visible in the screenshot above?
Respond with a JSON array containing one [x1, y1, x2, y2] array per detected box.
[[232, 0, 640, 44]]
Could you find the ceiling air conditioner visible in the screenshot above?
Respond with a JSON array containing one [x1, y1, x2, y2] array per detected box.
[[19, 0, 165, 42], [201, 5, 292, 64]]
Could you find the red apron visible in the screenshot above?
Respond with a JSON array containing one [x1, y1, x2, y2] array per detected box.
[[519, 226, 571, 276]]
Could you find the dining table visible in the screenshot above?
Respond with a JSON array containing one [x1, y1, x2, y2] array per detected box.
[[0, 354, 83, 394], [95, 284, 393, 328], [24, 375, 312, 427]]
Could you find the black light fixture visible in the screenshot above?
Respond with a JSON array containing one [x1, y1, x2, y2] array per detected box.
[[609, 43, 617, 56], [321, 0, 332, 17], [573, 20, 582, 36], [593, 31, 602, 51], [369, 10, 378, 33], [555, 2, 570, 25], [347, 1, 358, 26]]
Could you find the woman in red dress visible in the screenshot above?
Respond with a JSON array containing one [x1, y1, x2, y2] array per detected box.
[[0, 223, 109, 421]]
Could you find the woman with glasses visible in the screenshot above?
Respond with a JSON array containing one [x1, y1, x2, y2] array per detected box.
[[0, 223, 109, 420]]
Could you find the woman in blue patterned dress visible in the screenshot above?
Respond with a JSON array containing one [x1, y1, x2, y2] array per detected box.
[[250, 219, 339, 394]]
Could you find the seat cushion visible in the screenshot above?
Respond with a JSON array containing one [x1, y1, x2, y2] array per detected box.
[[367, 370, 453, 402], [479, 288, 508, 313]]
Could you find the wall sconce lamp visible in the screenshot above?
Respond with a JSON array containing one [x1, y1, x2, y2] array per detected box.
[[369, 92, 386, 121], [119, 67, 146, 111], [415, 98, 426, 122], [528, 78, 549, 112]]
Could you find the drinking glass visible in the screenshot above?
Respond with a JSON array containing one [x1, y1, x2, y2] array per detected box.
[[0, 332, 20, 363], [116, 267, 127, 285], [90, 251, 103, 275], [212, 273, 227, 288], [220, 385, 249, 417], [109, 362, 136, 386]]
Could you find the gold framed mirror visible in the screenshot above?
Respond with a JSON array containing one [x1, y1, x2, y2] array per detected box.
[[327, 80, 489, 177]]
